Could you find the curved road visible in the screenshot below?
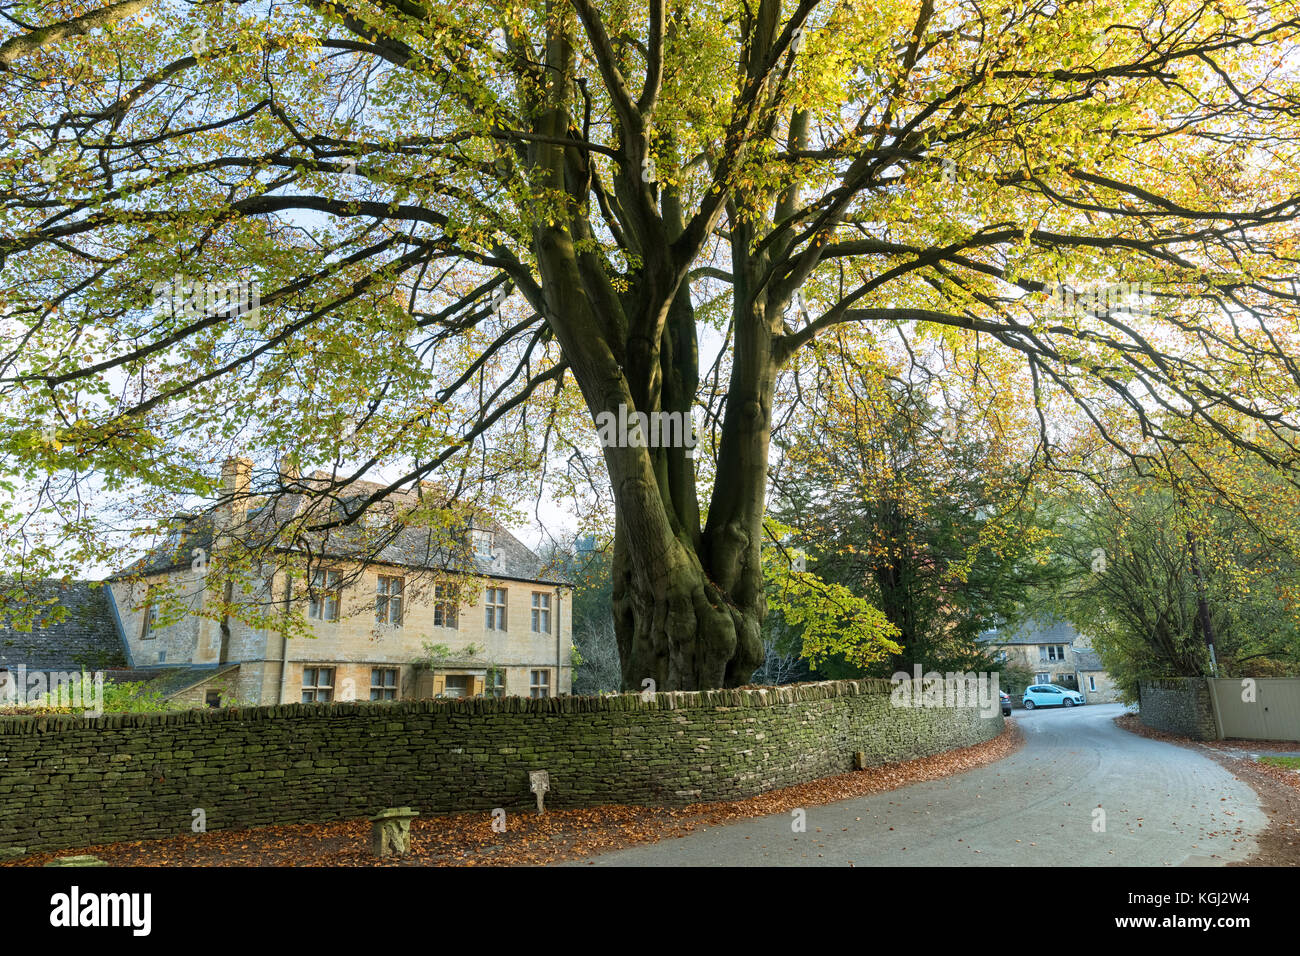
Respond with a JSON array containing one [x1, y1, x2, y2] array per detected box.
[[572, 703, 1268, 866]]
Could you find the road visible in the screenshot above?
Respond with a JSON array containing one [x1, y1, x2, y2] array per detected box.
[[570, 703, 1268, 866]]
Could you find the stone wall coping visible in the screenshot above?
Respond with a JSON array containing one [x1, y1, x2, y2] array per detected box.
[[1141, 677, 1206, 690], [0, 678, 904, 734]]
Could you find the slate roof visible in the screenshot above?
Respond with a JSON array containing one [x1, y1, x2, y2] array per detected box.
[[140, 665, 241, 698], [0, 580, 127, 672], [979, 617, 1082, 646], [1073, 649, 1106, 672], [115, 471, 569, 587]]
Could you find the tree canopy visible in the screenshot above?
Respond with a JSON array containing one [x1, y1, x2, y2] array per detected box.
[[769, 351, 1065, 674], [3, 0, 1300, 689]]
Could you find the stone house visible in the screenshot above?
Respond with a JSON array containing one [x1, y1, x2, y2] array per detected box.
[[980, 616, 1119, 703], [96, 459, 573, 707], [1072, 648, 1122, 704]]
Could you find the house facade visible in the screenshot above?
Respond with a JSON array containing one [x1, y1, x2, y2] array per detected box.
[[1072, 648, 1122, 704], [980, 617, 1121, 704], [104, 460, 574, 707]]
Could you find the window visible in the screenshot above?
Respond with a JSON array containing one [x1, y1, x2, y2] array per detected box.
[[141, 601, 158, 640], [529, 669, 551, 699], [308, 570, 341, 621], [487, 668, 506, 698], [531, 592, 552, 634], [1088, 675, 1097, 692], [302, 666, 335, 702], [205, 690, 221, 708], [434, 583, 458, 629], [1035, 673, 1050, 684], [375, 574, 404, 626], [485, 587, 508, 631], [443, 674, 472, 698], [1040, 644, 1067, 662], [470, 528, 494, 558], [364, 502, 395, 529], [370, 667, 399, 700]]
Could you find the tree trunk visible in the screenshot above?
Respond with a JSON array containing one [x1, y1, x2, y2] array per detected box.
[[611, 520, 761, 691], [605, 292, 771, 691], [525, 5, 769, 690]]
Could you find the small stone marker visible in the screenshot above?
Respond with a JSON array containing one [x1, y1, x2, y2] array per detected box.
[[44, 855, 107, 867], [854, 751, 868, 770], [529, 770, 550, 814], [369, 807, 419, 858]]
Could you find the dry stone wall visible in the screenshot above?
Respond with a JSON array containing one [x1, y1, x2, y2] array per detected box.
[[0, 679, 1003, 855]]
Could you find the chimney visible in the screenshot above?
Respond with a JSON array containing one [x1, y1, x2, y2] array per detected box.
[[218, 456, 253, 530], [279, 451, 300, 484]]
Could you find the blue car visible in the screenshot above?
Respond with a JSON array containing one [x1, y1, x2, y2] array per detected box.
[[1022, 684, 1085, 709]]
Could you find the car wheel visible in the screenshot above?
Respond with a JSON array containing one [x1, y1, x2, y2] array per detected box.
[[1024, 699, 1035, 710], [1063, 698, 1075, 707]]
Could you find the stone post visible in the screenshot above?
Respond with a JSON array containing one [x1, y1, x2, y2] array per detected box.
[[369, 807, 420, 857]]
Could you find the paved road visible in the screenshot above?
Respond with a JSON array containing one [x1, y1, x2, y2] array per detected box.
[[571, 703, 1268, 866]]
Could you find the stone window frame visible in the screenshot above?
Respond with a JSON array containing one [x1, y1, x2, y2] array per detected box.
[[529, 668, 551, 698], [433, 582, 458, 629], [375, 574, 404, 627], [307, 570, 342, 622], [370, 667, 399, 700], [140, 596, 158, 640], [302, 666, 335, 702], [530, 591, 552, 634], [486, 667, 506, 698], [470, 528, 494, 559], [485, 586, 508, 631]]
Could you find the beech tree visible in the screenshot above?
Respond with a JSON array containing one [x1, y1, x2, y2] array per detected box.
[[2, 0, 1300, 689]]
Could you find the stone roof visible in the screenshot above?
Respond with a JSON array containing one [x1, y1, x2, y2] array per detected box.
[[979, 617, 1082, 646], [140, 665, 241, 698], [1073, 649, 1106, 672], [0, 580, 127, 672], [115, 471, 569, 586]]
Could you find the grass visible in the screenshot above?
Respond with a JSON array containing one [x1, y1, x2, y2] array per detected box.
[[1257, 756, 1300, 770]]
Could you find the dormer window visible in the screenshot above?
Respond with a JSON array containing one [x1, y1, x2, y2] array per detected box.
[[364, 501, 396, 529], [471, 528, 494, 559]]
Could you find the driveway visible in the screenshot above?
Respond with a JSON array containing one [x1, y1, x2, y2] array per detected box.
[[570, 703, 1268, 866]]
